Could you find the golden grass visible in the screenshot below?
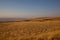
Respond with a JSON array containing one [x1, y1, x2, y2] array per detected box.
[[0, 18, 60, 40]]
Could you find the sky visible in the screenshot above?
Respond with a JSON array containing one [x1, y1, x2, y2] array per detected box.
[[0, 0, 60, 18]]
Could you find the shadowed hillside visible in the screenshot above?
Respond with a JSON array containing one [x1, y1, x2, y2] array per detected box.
[[0, 17, 60, 40]]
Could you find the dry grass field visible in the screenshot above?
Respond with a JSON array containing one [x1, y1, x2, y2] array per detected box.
[[0, 17, 60, 40]]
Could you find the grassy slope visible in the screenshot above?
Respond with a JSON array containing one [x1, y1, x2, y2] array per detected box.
[[0, 18, 60, 40]]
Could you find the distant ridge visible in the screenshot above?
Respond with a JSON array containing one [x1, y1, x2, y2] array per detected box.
[[23, 17, 60, 22], [0, 17, 60, 22], [0, 18, 27, 21]]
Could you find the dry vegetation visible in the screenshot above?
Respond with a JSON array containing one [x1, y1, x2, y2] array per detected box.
[[0, 17, 60, 40]]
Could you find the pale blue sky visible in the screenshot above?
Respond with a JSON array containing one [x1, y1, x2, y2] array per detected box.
[[0, 0, 60, 18]]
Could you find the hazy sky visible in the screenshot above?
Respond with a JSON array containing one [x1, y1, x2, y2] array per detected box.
[[0, 0, 60, 18]]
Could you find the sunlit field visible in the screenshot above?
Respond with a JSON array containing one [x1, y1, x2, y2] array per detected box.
[[0, 18, 60, 40]]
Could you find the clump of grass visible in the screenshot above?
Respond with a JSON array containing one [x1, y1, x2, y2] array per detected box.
[[50, 34, 60, 40]]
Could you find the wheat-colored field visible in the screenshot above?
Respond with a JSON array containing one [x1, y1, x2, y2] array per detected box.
[[0, 18, 60, 40]]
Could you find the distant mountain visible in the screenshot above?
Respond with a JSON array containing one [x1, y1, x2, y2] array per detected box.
[[0, 17, 60, 22], [0, 18, 27, 21]]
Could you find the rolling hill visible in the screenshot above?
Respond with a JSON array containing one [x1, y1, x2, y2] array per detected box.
[[0, 17, 60, 40]]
